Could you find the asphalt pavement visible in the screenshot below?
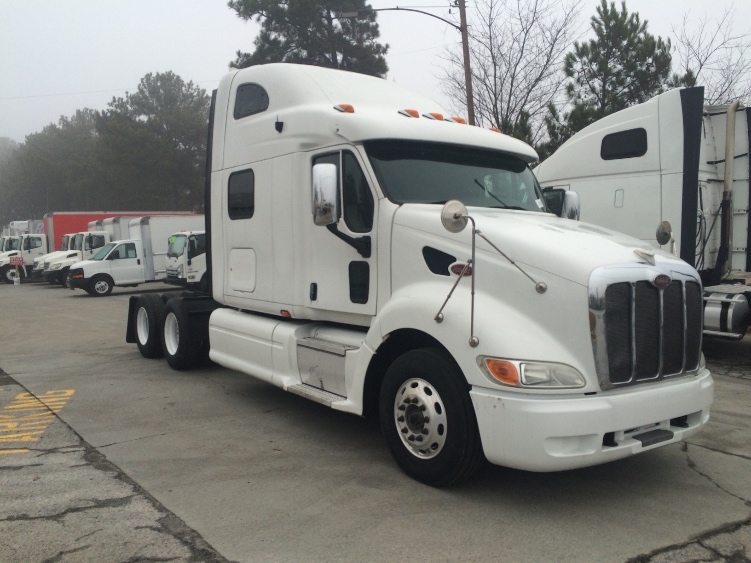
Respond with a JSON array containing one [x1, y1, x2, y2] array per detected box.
[[1, 280, 750, 562]]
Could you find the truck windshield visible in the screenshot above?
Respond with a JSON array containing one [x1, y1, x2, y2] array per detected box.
[[365, 140, 544, 212], [92, 243, 116, 261], [59, 236, 69, 251], [8, 238, 19, 250], [167, 234, 187, 258], [73, 234, 84, 251]]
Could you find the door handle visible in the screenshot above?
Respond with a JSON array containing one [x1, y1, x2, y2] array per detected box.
[[137, 259, 141, 265]]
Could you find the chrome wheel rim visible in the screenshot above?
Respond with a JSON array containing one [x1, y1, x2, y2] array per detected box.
[[394, 378, 447, 459], [164, 312, 179, 356], [94, 280, 109, 294]]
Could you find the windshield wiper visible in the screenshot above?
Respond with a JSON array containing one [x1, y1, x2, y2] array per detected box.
[[473, 179, 509, 208]]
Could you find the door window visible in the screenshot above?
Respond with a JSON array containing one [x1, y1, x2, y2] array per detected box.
[[313, 151, 374, 232]]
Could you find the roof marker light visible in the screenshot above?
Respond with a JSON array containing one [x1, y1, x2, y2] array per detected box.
[[423, 112, 444, 121], [399, 109, 420, 118], [489, 127, 503, 133], [446, 116, 467, 124], [334, 104, 355, 113]]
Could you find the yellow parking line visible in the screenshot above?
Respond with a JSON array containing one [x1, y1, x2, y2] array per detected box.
[[0, 449, 29, 455]]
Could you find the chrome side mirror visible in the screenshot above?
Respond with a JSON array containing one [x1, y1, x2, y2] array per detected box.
[[312, 163, 339, 226], [561, 191, 580, 221], [542, 188, 580, 221], [440, 200, 469, 233]]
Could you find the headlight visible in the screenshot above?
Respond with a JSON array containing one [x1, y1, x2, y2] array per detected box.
[[50, 263, 62, 270], [480, 357, 586, 389], [520, 362, 586, 388], [177, 264, 184, 277]]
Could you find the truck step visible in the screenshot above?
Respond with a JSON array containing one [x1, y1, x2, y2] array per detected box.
[[297, 337, 358, 356], [287, 384, 344, 407]]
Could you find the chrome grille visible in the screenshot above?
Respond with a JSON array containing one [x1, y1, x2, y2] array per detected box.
[[590, 264, 703, 390]]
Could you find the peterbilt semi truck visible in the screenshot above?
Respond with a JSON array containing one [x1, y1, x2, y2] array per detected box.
[[69, 215, 205, 296], [534, 87, 751, 343], [125, 64, 713, 486]]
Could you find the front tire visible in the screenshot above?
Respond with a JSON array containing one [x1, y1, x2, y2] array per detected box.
[[162, 298, 201, 370], [135, 294, 165, 359], [89, 275, 113, 296], [2, 266, 23, 284], [59, 268, 71, 288], [379, 348, 485, 487]]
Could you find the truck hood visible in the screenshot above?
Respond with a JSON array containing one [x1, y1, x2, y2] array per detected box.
[[40, 250, 76, 264], [0, 251, 20, 264], [394, 204, 692, 286]]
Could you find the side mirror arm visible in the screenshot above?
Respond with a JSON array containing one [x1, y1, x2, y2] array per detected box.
[[325, 224, 371, 258]]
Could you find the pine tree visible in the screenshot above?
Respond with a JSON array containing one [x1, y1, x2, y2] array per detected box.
[[566, 1, 688, 130], [229, 0, 389, 77]]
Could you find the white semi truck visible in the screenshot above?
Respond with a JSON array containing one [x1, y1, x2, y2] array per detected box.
[[534, 86, 751, 342], [69, 215, 204, 296], [125, 64, 713, 486]]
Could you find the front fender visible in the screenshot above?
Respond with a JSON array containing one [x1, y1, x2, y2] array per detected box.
[[368, 278, 596, 391]]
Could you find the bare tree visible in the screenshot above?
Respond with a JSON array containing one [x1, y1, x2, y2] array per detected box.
[[440, 0, 583, 145], [672, 7, 751, 104]]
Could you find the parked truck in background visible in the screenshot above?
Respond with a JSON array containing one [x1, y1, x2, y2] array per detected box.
[[163, 230, 207, 291], [0, 235, 20, 253], [70, 215, 205, 296], [32, 233, 76, 280], [40, 212, 196, 287], [125, 64, 713, 486], [0, 231, 49, 282], [534, 86, 751, 343], [42, 230, 111, 286]]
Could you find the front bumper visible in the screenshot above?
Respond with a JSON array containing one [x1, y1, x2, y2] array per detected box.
[[69, 275, 90, 290], [41, 270, 61, 282], [471, 369, 713, 472]]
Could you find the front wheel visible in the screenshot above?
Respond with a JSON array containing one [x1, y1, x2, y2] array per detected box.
[[379, 348, 485, 487], [135, 294, 165, 359], [162, 298, 201, 370], [89, 275, 113, 296], [59, 268, 71, 288], [2, 266, 23, 284]]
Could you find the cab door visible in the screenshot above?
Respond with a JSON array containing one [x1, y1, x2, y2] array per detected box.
[[107, 242, 144, 284], [308, 149, 378, 317]]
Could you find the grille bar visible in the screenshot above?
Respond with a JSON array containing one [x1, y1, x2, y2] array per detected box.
[[590, 264, 703, 390]]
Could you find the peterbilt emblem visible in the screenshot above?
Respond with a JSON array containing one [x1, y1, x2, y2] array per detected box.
[[652, 274, 672, 288]]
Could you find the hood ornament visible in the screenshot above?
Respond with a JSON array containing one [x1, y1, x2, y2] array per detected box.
[[634, 247, 656, 265]]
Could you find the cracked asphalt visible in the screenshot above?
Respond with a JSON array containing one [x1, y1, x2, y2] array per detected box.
[[1, 281, 750, 562]]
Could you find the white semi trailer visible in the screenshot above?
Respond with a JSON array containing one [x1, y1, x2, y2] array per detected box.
[[125, 64, 713, 486], [535, 86, 751, 342]]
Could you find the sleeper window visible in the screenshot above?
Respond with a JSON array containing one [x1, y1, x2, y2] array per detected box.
[[228, 169, 255, 220]]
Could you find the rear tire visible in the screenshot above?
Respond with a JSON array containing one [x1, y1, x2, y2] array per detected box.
[[379, 348, 485, 487], [162, 298, 201, 370], [89, 275, 113, 296], [135, 294, 165, 359]]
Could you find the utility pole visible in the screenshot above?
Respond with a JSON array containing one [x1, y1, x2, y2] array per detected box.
[[457, 0, 474, 125], [340, 5, 475, 125]]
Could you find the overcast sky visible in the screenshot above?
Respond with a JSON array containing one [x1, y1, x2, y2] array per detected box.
[[1, 0, 749, 144]]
